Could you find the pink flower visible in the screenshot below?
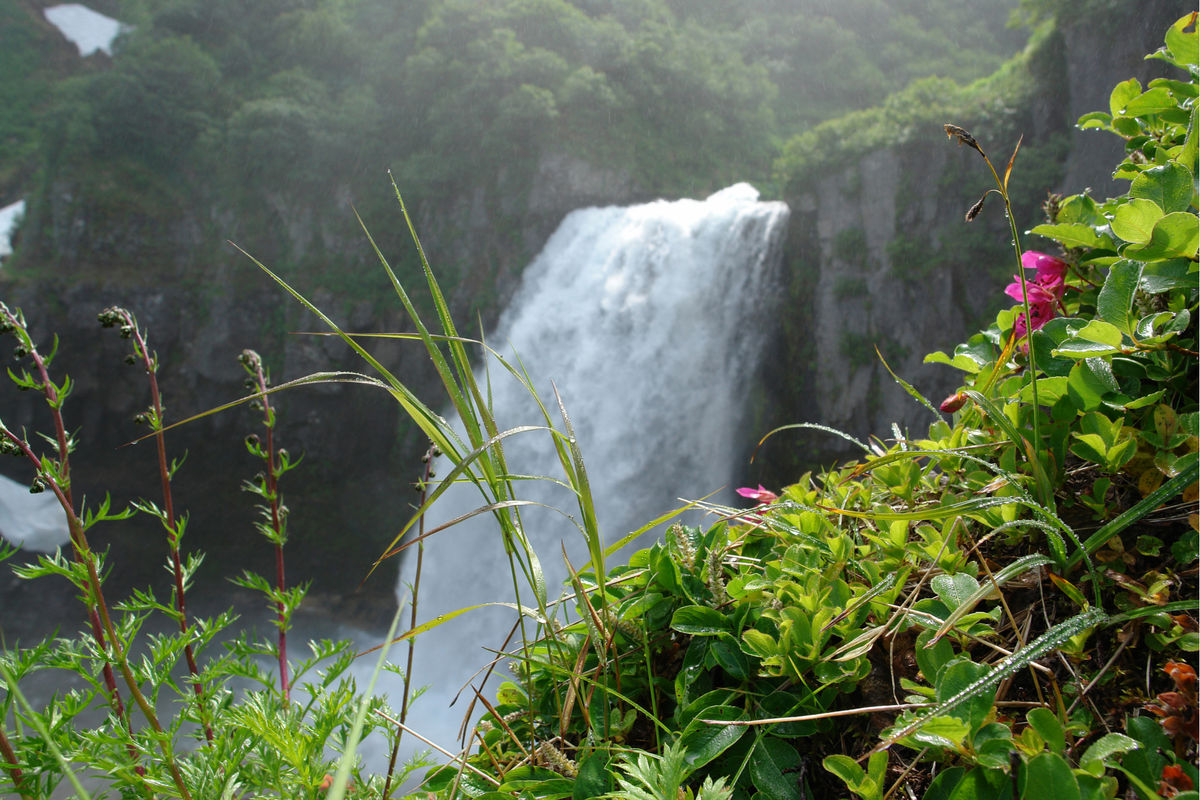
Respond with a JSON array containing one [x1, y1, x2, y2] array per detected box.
[[1005, 251, 1068, 306], [1005, 251, 1069, 345], [1012, 301, 1057, 341], [736, 485, 778, 505], [1023, 250, 1069, 284]]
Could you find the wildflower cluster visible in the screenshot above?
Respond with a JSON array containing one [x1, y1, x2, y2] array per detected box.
[[1006, 250, 1068, 342]]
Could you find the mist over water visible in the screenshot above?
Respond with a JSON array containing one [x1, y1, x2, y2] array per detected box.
[[381, 183, 789, 764]]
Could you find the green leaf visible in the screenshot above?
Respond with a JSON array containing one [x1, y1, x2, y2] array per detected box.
[[1020, 753, 1081, 800], [1110, 199, 1165, 244], [1123, 211, 1200, 260], [1074, 319, 1126, 348], [1164, 12, 1200, 66], [1139, 259, 1195, 292], [931, 573, 980, 610], [1026, 707, 1066, 754], [710, 633, 750, 679], [915, 628, 956, 684], [1066, 361, 1112, 410], [1109, 78, 1142, 117], [1076, 111, 1112, 130], [574, 752, 612, 800], [1129, 164, 1195, 213], [823, 755, 867, 794], [1056, 194, 1102, 225], [752, 739, 804, 800], [1096, 262, 1144, 334], [1028, 223, 1107, 249], [741, 628, 777, 659], [948, 766, 1009, 800], [924, 767, 967, 800], [1053, 339, 1123, 358], [1079, 733, 1140, 777], [937, 659, 992, 731], [671, 605, 731, 636], [908, 715, 972, 750], [680, 706, 747, 770], [1019, 376, 1069, 405], [1123, 87, 1176, 116]]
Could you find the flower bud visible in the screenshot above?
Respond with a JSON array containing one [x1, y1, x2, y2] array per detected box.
[[939, 391, 969, 414]]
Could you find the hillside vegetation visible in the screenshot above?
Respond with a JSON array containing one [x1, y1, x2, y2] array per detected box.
[[6, 0, 1023, 294]]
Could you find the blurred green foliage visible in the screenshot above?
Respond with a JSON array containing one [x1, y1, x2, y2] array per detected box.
[[4, 0, 1026, 290]]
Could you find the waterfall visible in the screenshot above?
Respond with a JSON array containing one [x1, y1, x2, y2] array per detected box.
[[392, 182, 789, 761]]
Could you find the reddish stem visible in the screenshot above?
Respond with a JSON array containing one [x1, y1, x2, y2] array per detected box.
[[247, 353, 289, 703], [0, 306, 136, 761], [0, 725, 31, 799], [113, 309, 213, 743]]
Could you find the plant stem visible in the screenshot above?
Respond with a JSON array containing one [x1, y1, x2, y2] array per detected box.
[[383, 442, 437, 799], [244, 351, 290, 703], [109, 308, 213, 744], [0, 305, 136, 763], [979, 151, 1043, 463], [0, 725, 31, 800]]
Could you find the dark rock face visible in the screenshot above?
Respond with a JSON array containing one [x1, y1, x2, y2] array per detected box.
[[0, 149, 643, 636], [0, 279, 417, 632], [751, 2, 1183, 481], [1058, 0, 1186, 198]]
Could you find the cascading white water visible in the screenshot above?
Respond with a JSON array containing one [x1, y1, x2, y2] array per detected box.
[[393, 182, 789, 760]]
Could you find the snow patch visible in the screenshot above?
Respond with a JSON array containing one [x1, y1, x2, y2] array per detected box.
[[43, 4, 125, 57], [0, 474, 70, 553], [0, 200, 24, 260]]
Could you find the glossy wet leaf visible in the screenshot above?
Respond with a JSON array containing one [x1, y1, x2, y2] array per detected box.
[[1110, 199, 1164, 244], [1079, 732, 1139, 777], [1129, 164, 1195, 213], [679, 705, 746, 770], [1026, 707, 1065, 753], [1123, 211, 1200, 260], [1096, 262, 1143, 334], [671, 605, 730, 636]]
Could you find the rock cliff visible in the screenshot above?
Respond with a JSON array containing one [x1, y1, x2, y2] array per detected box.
[[751, 1, 1185, 481]]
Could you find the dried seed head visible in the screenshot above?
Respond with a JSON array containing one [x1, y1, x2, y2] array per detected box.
[[706, 545, 728, 607], [29, 476, 47, 494], [537, 742, 578, 778], [1042, 192, 1062, 223], [965, 193, 987, 222], [669, 523, 696, 571], [944, 123, 984, 157]]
